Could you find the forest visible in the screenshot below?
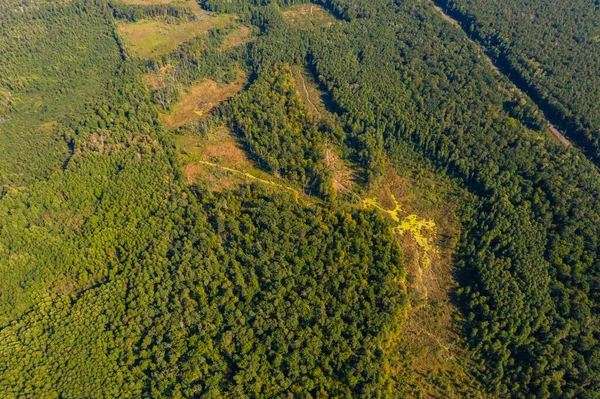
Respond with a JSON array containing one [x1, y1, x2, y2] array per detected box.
[[435, 0, 600, 163], [1, 0, 599, 398]]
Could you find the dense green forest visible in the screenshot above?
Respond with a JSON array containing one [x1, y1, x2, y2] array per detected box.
[[1, 0, 600, 398], [435, 0, 600, 162], [0, 1, 407, 397]]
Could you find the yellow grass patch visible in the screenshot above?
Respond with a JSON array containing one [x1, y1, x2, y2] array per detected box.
[[162, 71, 247, 128], [283, 3, 338, 29], [363, 166, 483, 397], [117, 1, 232, 58]]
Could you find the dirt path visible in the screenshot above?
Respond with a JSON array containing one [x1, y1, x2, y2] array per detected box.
[[430, 1, 501, 76], [431, 2, 458, 25], [196, 160, 301, 200], [298, 72, 321, 117], [549, 125, 572, 147], [429, 1, 577, 148]]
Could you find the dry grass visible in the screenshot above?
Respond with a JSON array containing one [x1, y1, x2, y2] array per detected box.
[[178, 126, 255, 189], [143, 64, 173, 90], [291, 65, 328, 118], [222, 26, 253, 49], [178, 127, 306, 201], [323, 146, 356, 194], [117, 1, 232, 58], [283, 3, 338, 29], [201, 127, 251, 168], [162, 71, 247, 128]]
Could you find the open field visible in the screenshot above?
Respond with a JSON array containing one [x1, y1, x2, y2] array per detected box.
[[178, 126, 302, 198], [117, 1, 232, 58], [282, 3, 338, 29], [162, 71, 247, 128]]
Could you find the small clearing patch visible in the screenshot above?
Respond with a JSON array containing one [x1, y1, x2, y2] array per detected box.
[[117, 1, 232, 58], [283, 3, 338, 29], [324, 146, 356, 195], [291, 65, 327, 118], [162, 71, 247, 128], [143, 64, 173, 90], [222, 26, 253, 49], [548, 124, 572, 147], [179, 126, 252, 185]]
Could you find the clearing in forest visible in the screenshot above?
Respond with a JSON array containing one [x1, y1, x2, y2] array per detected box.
[[142, 64, 173, 90], [221, 26, 253, 49], [180, 127, 302, 200], [291, 65, 328, 118], [116, 1, 232, 58], [282, 3, 338, 29], [178, 127, 250, 189], [365, 167, 483, 397], [162, 71, 247, 128], [323, 146, 357, 194]]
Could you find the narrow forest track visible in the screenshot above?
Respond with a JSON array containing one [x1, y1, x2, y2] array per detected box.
[[429, 0, 575, 147], [197, 160, 301, 201], [298, 72, 321, 117], [549, 124, 572, 147]]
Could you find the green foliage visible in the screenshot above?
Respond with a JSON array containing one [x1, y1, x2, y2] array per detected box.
[[226, 64, 334, 198], [0, 2, 408, 398], [200, 0, 309, 14], [108, 1, 196, 22], [3, 0, 600, 398], [0, 0, 124, 185], [144, 26, 247, 110], [139, 186, 407, 397], [291, 0, 600, 396], [437, 0, 600, 162]]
